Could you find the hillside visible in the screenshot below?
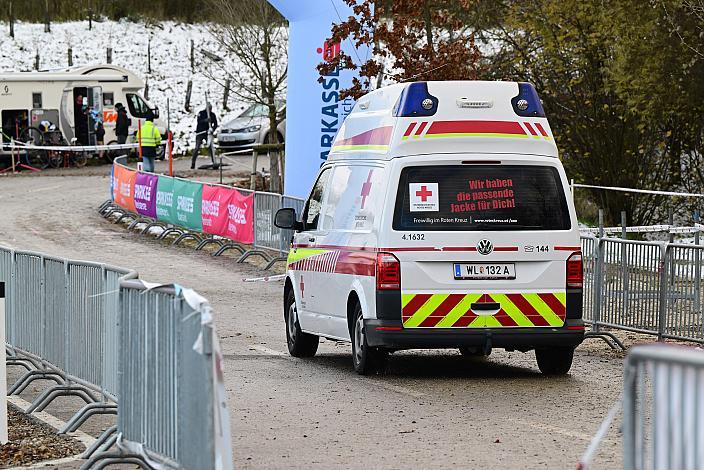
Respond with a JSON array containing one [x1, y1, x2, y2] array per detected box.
[[0, 20, 254, 152]]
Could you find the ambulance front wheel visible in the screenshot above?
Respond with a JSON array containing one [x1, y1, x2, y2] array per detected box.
[[351, 303, 388, 375], [535, 346, 574, 375], [284, 290, 318, 357]]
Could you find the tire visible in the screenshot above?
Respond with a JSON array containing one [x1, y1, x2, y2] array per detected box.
[[535, 347, 575, 375], [284, 288, 318, 357], [46, 150, 63, 168], [73, 152, 88, 168], [459, 346, 491, 358], [351, 302, 388, 375], [19, 127, 49, 169], [156, 143, 166, 160], [105, 140, 119, 163]]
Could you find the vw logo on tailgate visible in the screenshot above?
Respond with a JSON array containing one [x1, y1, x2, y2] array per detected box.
[[477, 239, 493, 255]]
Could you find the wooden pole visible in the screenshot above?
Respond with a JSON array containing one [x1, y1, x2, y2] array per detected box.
[[250, 149, 259, 190], [9, 2, 14, 39], [222, 79, 230, 111], [34, 50, 40, 71], [184, 80, 192, 112], [190, 40, 194, 72], [44, 0, 50, 33], [106, 47, 112, 64], [147, 37, 151, 74], [88, 0, 93, 30], [68, 47, 73, 67]]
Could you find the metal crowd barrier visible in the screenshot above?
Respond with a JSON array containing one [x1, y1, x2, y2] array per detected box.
[[0, 245, 134, 432], [623, 345, 704, 470], [579, 344, 704, 469], [582, 233, 704, 345], [2, 245, 233, 469], [281, 195, 306, 252], [84, 280, 232, 469], [254, 191, 284, 253]]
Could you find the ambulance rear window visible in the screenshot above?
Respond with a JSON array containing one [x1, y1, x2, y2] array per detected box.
[[393, 165, 570, 231]]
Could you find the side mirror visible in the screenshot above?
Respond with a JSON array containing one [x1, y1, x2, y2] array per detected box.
[[275, 208, 302, 231]]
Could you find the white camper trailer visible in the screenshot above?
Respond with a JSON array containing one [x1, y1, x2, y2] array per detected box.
[[0, 64, 165, 156]]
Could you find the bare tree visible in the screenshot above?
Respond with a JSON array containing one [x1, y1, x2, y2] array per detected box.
[[205, 0, 288, 192]]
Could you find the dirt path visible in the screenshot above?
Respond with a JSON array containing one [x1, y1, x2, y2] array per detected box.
[[0, 170, 625, 469]]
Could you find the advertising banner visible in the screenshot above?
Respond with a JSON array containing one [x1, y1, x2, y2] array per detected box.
[[173, 179, 203, 232], [155, 175, 176, 225], [266, 0, 370, 197], [201, 186, 254, 244], [224, 189, 254, 244], [113, 165, 137, 212], [134, 173, 159, 219], [201, 185, 232, 236]]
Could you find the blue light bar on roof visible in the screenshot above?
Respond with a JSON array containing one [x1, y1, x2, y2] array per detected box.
[[393, 82, 438, 117], [511, 82, 546, 117]]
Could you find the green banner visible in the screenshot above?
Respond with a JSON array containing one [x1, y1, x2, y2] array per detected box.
[[173, 179, 203, 231], [155, 176, 177, 225]]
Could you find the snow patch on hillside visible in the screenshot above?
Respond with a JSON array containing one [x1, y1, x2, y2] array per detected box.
[[0, 20, 256, 152]]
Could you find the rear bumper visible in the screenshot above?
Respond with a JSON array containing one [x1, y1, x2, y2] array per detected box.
[[365, 319, 585, 350]]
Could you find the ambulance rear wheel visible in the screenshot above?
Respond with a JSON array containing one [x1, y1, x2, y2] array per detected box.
[[535, 347, 574, 375], [284, 289, 318, 357], [351, 303, 388, 375]]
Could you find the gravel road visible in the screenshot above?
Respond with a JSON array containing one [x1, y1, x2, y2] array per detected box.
[[0, 166, 628, 469]]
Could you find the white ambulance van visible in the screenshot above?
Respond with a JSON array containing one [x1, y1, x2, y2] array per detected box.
[[274, 81, 584, 375]]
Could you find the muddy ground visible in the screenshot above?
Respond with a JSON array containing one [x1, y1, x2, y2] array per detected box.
[[0, 162, 643, 469]]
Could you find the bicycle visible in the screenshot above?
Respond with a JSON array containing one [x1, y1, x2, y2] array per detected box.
[[17, 126, 50, 169], [43, 130, 87, 168]]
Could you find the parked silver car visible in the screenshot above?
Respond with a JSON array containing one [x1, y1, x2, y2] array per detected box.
[[217, 101, 285, 151]]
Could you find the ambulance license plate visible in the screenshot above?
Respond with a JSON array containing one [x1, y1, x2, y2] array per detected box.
[[453, 263, 515, 280]]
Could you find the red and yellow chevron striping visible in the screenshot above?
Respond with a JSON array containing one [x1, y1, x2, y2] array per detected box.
[[401, 292, 566, 328]]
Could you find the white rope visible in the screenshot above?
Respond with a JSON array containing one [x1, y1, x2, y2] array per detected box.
[[242, 274, 286, 282], [573, 183, 704, 199], [8, 140, 140, 152]]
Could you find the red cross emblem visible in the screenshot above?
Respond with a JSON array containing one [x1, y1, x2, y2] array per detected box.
[[360, 169, 373, 209], [415, 185, 433, 202], [299, 275, 305, 298]]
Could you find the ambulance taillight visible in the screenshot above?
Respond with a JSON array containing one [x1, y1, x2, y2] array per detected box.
[[376, 253, 401, 290], [566, 252, 583, 289]]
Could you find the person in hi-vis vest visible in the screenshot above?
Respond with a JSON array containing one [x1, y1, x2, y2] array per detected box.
[[137, 112, 162, 173]]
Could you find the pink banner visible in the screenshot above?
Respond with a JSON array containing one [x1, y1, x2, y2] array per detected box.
[[201, 185, 231, 236], [201, 186, 254, 244], [225, 190, 254, 244]]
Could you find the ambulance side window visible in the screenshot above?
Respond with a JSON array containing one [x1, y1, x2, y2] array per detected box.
[[321, 165, 384, 231], [303, 168, 331, 231]]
